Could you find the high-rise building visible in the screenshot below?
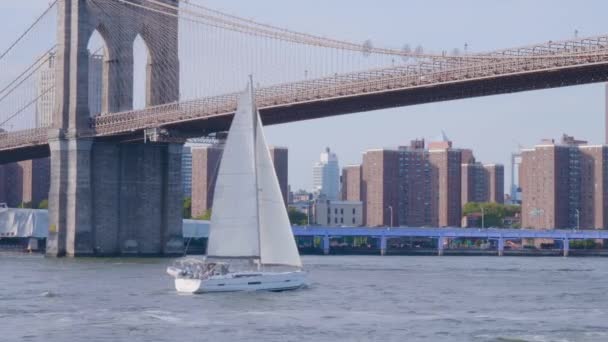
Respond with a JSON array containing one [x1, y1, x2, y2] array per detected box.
[[485, 164, 505, 204], [269, 146, 289, 207], [341, 165, 362, 201], [0, 158, 50, 208], [461, 163, 488, 204], [312, 147, 340, 200], [361, 149, 399, 227], [461, 163, 505, 205], [36, 53, 56, 128], [354, 135, 497, 228], [520, 135, 607, 229], [397, 140, 433, 227], [429, 147, 462, 227], [191, 146, 223, 218], [580, 146, 608, 229], [605, 83, 608, 145], [36, 51, 103, 128], [88, 53, 104, 116]]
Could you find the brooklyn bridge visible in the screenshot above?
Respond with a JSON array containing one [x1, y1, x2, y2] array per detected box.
[[1, 0, 608, 256]]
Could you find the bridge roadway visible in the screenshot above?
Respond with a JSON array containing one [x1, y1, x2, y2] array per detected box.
[[3, 35, 608, 162]]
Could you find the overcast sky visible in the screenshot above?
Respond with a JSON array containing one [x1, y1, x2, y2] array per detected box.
[[1, 1, 606, 193]]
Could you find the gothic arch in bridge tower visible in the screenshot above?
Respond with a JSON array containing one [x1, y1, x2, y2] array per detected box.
[[132, 34, 152, 110], [54, 0, 180, 130], [86, 29, 108, 117]]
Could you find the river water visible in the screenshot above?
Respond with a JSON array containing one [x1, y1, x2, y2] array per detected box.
[[1, 254, 607, 342]]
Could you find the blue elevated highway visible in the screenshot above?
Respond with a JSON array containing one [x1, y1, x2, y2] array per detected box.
[[182, 220, 608, 257]]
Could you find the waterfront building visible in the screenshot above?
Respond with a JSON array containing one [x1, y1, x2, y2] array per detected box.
[[191, 146, 223, 217], [521, 134, 608, 229], [0, 158, 50, 208], [312, 147, 340, 200], [486, 164, 505, 204], [429, 144, 462, 227], [269, 146, 289, 207], [341, 165, 362, 201], [461, 163, 505, 205], [292, 189, 313, 203], [397, 140, 433, 227], [361, 149, 399, 227], [357, 135, 499, 228], [312, 198, 363, 226]]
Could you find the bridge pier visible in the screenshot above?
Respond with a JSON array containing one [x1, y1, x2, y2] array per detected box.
[[380, 236, 387, 256], [437, 236, 445, 256], [498, 237, 505, 256], [563, 238, 570, 257], [323, 235, 330, 255], [46, 139, 184, 257]]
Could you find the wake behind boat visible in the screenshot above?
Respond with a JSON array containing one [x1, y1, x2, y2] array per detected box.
[[167, 78, 306, 293]]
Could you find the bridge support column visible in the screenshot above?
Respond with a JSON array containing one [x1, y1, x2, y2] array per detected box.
[[47, 137, 95, 257], [498, 237, 505, 256], [47, 139, 184, 257], [437, 236, 445, 256], [563, 238, 570, 257], [323, 235, 330, 255], [380, 236, 387, 256]]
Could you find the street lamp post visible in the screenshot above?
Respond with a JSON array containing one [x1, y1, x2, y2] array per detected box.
[[481, 206, 485, 229], [387, 206, 393, 229], [574, 208, 580, 231]]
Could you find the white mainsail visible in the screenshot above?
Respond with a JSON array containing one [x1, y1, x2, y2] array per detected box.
[[206, 84, 259, 259], [206, 80, 302, 268]]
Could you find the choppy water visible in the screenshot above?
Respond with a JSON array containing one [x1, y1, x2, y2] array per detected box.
[[1, 255, 608, 342]]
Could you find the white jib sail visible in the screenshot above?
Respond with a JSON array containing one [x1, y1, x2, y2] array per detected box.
[[206, 84, 260, 259], [255, 112, 303, 268]]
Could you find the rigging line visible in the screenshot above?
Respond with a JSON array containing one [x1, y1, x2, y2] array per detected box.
[[0, 45, 57, 98], [0, 86, 54, 129], [0, 0, 58, 61]]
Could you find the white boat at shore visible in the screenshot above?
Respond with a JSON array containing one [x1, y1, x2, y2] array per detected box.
[[167, 78, 306, 293]]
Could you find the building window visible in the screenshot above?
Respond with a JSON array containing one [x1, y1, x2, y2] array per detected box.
[[334, 217, 338, 224], [340, 218, 344, 224], [352, 218, 355, 224], [353, 208, 356, 214], [335, 208, 338, 215]]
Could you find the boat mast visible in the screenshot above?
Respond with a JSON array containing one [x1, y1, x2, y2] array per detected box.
[[250, 75, 262, 270]]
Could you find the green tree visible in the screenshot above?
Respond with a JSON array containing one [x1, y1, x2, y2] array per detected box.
[[194, 210, 212, 221], [38, 199, 49, 209], [183, 197, 192, 219], [19, 201, 33, 209], [288, 208, 308, 225], [462, 202, 521, 228]]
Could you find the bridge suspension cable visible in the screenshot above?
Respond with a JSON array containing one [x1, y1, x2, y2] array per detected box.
[[0, 1, 58, 62]]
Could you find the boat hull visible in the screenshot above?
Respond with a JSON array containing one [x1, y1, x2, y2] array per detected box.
[[174, 271, 306, 294]]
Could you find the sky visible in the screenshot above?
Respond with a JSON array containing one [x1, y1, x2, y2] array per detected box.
[[1, 1, 607, 193]]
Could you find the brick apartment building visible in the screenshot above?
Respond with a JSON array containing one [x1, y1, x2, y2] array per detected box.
[[521, 135, 608, 229]]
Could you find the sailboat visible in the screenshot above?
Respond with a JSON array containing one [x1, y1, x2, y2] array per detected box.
[[167, 79, 306, 293]]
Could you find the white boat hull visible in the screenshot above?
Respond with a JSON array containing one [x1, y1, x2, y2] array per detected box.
[[174, 271, 307, 294]]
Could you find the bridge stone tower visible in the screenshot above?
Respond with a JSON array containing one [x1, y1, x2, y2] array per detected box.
[[47, 0, 183, 257]]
